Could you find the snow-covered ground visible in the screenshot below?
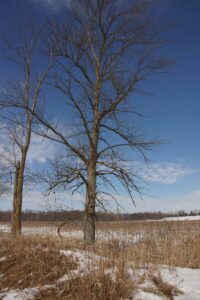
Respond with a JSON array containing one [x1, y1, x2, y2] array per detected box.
[[162, 267, 200, 299], [162, 215, 200, 221], [0, 248, 200, 300], [0, 288, 38, 300], [135, 267, 200, 300], [144, 215, 200, 222], [0, 223, 200, 299], [0, 224, 143, 246]]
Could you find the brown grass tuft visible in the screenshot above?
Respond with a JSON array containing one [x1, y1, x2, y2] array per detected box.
[[33, 265, 134, 300], [0, 237, 77, 291]]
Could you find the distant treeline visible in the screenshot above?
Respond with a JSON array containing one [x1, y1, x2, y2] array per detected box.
[[0, 209, 200, 222]]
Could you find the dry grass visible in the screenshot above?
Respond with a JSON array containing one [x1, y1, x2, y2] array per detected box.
[[0, 236, 134, 300], [33, 264, 134, 300], [0, 236, 77, 291], [0, 220, 199, 299], [95, 220, 200, 269], [131, 235, 200, 268]]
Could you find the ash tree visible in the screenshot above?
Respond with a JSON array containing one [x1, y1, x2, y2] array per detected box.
[[14, 0, 169, 244], [0, 26, 51, 236]]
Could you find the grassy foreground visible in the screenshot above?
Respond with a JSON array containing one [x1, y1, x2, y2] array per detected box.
[[0, 220, 199, 299]]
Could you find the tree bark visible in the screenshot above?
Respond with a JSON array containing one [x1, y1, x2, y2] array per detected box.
[[11, 151, 26, 237], [84, 164, 96, 245], [11, 161, 22, 237]]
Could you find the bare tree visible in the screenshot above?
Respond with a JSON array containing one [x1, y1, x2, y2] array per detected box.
[[7, 0, 169, 244], [0, 26, 51, 236]]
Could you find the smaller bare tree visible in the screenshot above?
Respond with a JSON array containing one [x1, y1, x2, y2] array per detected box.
[[0, 25, 51, 236]]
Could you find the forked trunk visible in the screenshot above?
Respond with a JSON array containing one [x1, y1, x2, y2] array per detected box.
[[11, 161, 24, 237], [84, 164, 96, 245]]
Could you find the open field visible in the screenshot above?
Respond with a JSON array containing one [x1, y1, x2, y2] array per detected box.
[[0, 219, 200, 299]]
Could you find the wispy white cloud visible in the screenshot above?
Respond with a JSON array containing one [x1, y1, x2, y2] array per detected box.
[[2, 187, 199, 213], [134, 189, 200, 213], [138, 162, 195, 184], [0, 125, 58, 165], [91, 189, 200, 213], [26, 134, 57, 164], [30, 0, 71, 12], [1, 190, 84, 211], [1, 186, 199, 214]]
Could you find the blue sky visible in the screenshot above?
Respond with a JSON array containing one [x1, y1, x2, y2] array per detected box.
[[0, 0, 200, 213]]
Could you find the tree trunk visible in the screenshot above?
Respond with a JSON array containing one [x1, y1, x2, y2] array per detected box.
[[11, 160, 24, 237], [84, 164, 96, 245], [11, 161, 21, 236], [11, 129, 30, 237]]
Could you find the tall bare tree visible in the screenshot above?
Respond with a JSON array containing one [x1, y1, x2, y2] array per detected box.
[[0, 26, 51, 236], [8, 0, 169, 244]]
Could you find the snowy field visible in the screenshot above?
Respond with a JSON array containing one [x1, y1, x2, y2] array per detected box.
[[0, 221, 200, 300], [0, 224, 144, 246], [144, 215, 200, 222], [162, 215, 200, 221], [0, 250, 200, 300]]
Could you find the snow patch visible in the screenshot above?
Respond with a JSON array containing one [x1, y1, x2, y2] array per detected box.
[[0, 256, 6, 262], [134, 266, 200, 300], [58, 249, 106, 282], [163, 216, 200, 221], [135, 291, 161, 300], [161, 267, 200, 300], [0, 288, 38, 300]]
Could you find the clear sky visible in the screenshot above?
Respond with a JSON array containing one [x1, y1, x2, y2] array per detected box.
[[0, 0, 200, 213]]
